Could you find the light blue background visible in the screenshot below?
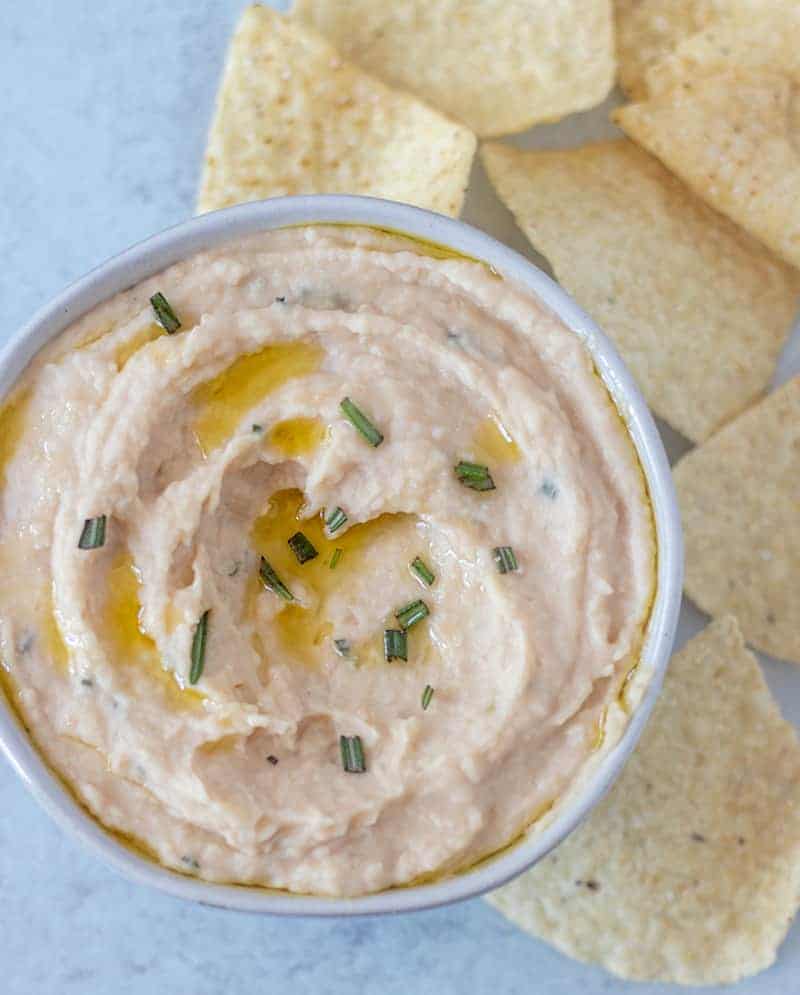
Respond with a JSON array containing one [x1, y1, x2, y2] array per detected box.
[[2, 3, 799, 993]]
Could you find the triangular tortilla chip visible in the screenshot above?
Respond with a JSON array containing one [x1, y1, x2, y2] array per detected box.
[[293, 0, 615, 137], [614, 70, 800, 270], [675, 377, 800, 662], [481, 140, 799, 442], [197, 5, 475, 217], [614, 0, 723, 98], [645, 1, 800, 96], [487, 617, 800, 985]]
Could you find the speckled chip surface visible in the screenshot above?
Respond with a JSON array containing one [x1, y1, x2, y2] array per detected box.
[[198, 5, 475, 217], [675, 377, 800, 663], [487, 617, 800, 985]]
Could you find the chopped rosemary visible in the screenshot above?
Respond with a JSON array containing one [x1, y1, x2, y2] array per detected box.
[[189, 609, 210, 684], [149, 291, 181, 334], [259, 556, 294, 601], [384, 628, 408, 662], [325, 506, 348, 534], [421, 684, 435, 710], [340, 397, 384, 447], [455, 460, 495, 491], [78, 515, 106, 550], [340, 734, 366, 773], [410, 556, 435, 586], [329, 547, 343, 570], [333, 638, 351, 658], [493, 546, 518, 574], [288, 531, 318, 564], [395, 599, 429, 630], [540, 479, 558, 500]]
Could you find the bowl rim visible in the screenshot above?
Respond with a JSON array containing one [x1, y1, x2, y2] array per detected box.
[[0, 194, 683, 916]]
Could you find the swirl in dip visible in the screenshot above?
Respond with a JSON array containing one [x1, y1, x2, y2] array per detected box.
[[0, 226, 654, 897]]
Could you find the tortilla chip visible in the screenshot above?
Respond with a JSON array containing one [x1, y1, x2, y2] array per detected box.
[[293, 0, 615, 137], [614, 0, 723, 98], [614, 71, 800, 270], [487, 617, 800, 985], [674, 378, 800, 662], [481, 140, 800, 442], [197, 5, 475, 217], [645, 2, 800, 97]]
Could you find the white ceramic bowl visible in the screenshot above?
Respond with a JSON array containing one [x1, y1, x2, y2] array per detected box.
[[0, 195, 682, 915]]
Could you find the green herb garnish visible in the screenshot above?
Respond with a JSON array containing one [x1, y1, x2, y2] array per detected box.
[[455, 460, 495, 491], [149, 291, 181, 334], [410, 556, 435, 586], [384, 628, 407, 662], [395, 599, 429, 630], [325, 506, 347, 534], [333, 638, 351, 658], [252, 423, 264, 433], [540, 479, 558, 500], [259, 556, 294, 601], [493, 546, 518, 574], [340, 397, 384, 447], [340, 734, 366, 773], [78, 515, 106, 550], [288, 531, 318, 565], [329, 547, 343, 570], [421, 685, 435, 710], [189, 609, 210, 684]]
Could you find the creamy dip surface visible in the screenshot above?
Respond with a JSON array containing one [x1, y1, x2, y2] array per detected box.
[[0, 226, 654, 896]]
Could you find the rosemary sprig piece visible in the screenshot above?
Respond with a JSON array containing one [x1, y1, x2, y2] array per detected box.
[[259, 556, 294, 601], [78, 515, 106, 550], [325, 506, 347, 534], [149, 291, 181, 334], [410, 556, 435, 586], [340, 397, 384, 447], [493, 546, 518, 574], [189, 610, 210, 684], [384, 629, 408, 662], [288, 531, 318, 564], [454, 460, 495, 491], [340, 734, 366, 773], [395, 599, 429, 630]]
